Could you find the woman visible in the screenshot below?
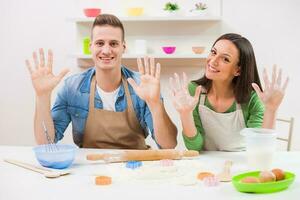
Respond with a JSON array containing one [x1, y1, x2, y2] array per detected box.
[[169, 33, 289, 151]]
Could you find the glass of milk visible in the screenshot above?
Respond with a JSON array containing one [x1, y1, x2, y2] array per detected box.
[[241, 128, 277, 171]]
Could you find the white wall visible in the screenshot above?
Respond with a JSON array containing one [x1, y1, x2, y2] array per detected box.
[[0, 0, 299, 150], [221, 0, 300, 151]]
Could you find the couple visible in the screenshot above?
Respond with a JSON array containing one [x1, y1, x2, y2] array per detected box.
[[26, 14, 288, 152]]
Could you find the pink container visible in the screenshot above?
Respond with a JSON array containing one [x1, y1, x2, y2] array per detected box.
[[83, 8, 101, 17], [203, 176, 220, 187], [162, 46, 176, 54]]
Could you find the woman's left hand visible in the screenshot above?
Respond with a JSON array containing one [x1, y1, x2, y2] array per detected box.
[[252, 65, 289, 112]]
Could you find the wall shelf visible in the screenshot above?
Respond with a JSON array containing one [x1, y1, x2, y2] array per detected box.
[[71, 53, 208, 69], [68, 16, 221, 23], [69, 1, 222, 69], [72, 53, 208, 59]]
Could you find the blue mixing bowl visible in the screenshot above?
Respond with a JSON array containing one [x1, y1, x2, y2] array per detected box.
[[33, 144, 77, 169]]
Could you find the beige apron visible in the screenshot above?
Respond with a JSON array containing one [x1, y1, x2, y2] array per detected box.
[[82, 76, 148, 149], [198, 94, 246, 151]]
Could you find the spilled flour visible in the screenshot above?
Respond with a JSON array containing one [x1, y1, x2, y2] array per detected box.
[[91, 159, 208, 185]]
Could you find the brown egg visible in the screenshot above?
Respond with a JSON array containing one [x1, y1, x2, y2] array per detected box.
[[240, 176, 260, 183], [259, 171, 276, 183], [271, 168, 285, 181]]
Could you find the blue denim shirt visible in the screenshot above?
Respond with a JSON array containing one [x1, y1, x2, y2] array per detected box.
[[51, 66, 156, 147]]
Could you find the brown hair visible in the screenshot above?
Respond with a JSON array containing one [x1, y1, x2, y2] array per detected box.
[[91, 14, 125, 41], [193, 33, 262, 104]]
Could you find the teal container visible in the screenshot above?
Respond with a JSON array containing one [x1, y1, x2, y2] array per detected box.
[[83, 37, 91, 55]]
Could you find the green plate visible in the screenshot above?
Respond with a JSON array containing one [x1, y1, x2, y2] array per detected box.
[[232, 171, 295, 193]]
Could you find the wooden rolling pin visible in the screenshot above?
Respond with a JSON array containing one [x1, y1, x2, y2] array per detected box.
[[86, 149, 199, 162]]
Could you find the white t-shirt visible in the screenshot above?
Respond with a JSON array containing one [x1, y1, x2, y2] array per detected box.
[[96, 85, 121, 111]]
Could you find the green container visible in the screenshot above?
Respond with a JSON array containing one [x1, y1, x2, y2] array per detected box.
[[232, 171, 295, 193], [83, 37, 91, 55]]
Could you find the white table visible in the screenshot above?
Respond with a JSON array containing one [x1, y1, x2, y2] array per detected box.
[[0, 146, 299, 200]]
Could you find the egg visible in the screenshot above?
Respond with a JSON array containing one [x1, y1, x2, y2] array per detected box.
[[259, 171, 276, 183], [240, 176, 260, 183], [271, 168, 285, 181]]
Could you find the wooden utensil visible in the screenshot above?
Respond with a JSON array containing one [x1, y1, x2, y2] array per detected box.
[[4, 159, 70, 178], [86, 149, 199, 162], [217, 160, 233, 182]]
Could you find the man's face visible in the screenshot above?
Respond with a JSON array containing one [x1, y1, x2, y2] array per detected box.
[[90, 25, 125, 71]]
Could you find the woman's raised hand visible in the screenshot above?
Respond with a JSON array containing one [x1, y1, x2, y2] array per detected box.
[[26, 48, 69, 96], [252, 65, 289, 111], [169, 72, 202, 115]]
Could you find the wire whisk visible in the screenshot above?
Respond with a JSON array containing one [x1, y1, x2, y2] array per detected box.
[[42, 121, 59, 152]]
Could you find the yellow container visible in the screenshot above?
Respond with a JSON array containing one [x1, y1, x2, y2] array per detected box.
[[127, 7, 144, 16]]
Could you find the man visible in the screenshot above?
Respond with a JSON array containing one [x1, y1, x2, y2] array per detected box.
[[26, 14, 177, 149]]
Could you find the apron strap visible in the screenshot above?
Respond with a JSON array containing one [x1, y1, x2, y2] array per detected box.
[[199, 91, 242, 110], [89, 77, 96, 111], [122, 77, 134, 113], [199, 94, 206, 105], [199, 86, 207, 106], [89, 76, 133, 112]]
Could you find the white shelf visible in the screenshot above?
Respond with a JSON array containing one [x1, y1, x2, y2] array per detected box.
[[71, 53, 208, 59], [69, 0, 221, 69], [73, 53, 207, 69], [68, 16, 221, 23]]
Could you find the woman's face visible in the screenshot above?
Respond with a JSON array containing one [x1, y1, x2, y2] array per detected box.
[[205, 39, 241, 82]]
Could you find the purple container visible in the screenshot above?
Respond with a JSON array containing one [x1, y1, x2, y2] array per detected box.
[[162, 46, 176, 54]]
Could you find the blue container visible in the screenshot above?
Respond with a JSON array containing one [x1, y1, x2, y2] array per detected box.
[[126, 161, 142, 169], [33, 144, 77, 169]]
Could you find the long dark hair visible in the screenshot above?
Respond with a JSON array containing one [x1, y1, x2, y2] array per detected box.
[[193, 33, 262, 104]]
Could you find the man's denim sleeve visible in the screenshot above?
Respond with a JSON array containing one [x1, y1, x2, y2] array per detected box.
[[51, 84, 71, 142]]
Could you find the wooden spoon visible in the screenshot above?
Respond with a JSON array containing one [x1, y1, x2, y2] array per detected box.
[[4, 159, 70, 178]]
